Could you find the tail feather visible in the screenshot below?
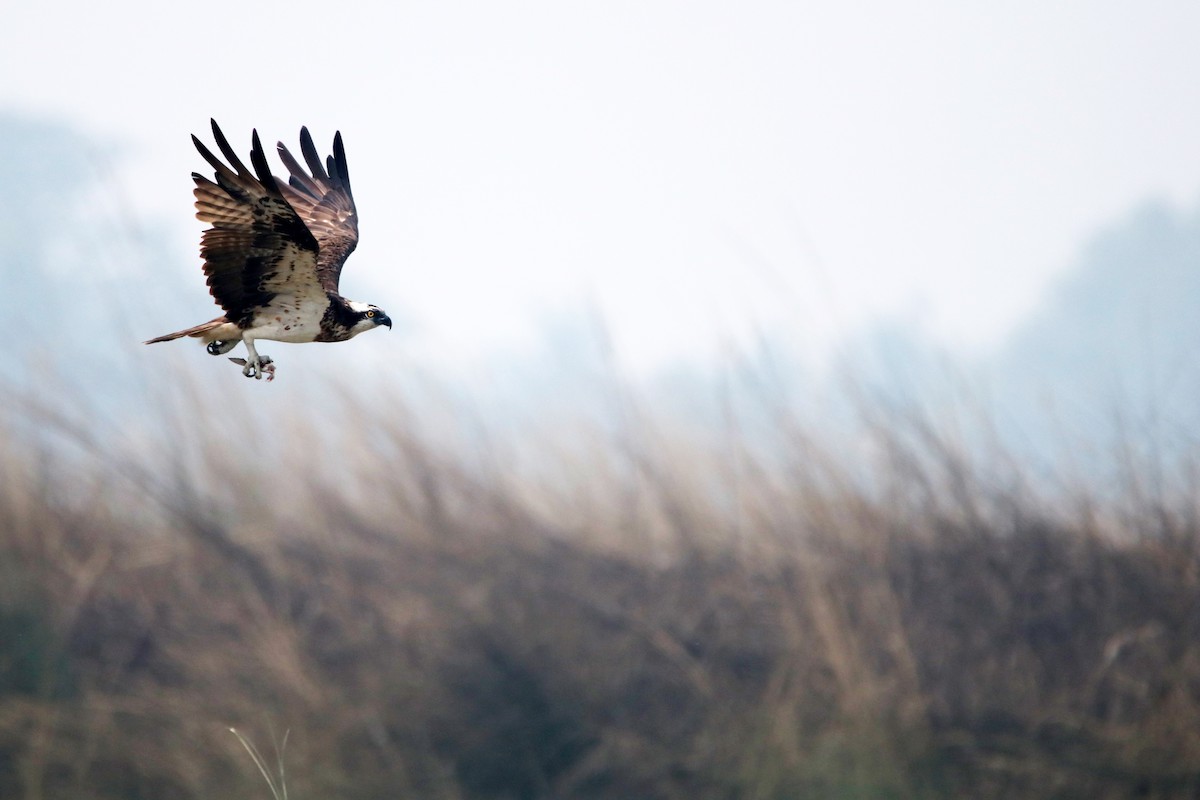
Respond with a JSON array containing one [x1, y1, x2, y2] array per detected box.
[[144, 317, 228, 345]]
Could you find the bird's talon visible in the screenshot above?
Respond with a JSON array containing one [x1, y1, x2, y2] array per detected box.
[[228, 356, 274, 381]]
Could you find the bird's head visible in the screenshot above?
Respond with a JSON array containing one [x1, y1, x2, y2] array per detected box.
[[348, 301, 392, 336]]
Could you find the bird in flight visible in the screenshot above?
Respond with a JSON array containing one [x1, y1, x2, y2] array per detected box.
[[145, 120, 391, 380]]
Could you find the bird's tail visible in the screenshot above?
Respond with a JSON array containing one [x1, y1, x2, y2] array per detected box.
[[144, 317, 228, 345]]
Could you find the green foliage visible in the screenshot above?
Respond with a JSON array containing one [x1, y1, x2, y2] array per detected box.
[[0, 606, 74, 699]]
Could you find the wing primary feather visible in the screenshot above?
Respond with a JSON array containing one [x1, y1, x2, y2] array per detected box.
[[248, 130, 280, 194], [299, 126, 329, 181], [332, 131, 351, 191], [276, 143, 323, 199], [192, 136, 241, 185], [209, 119, 254, 178]]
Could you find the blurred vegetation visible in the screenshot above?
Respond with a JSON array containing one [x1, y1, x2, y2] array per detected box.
[[2, 371, 1200, 800], [7, 108, 1200, 799]]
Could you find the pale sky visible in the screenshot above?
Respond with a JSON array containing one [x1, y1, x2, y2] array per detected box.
[[5, 1, 1200, 372]]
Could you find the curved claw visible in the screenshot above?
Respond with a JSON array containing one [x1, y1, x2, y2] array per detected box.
[[228, 356, 275, 382]]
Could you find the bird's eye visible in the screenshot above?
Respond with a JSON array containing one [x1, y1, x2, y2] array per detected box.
[[366, 310, 376, 318]]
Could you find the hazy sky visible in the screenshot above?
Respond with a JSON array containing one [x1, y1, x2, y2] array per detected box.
[[5, 1, 1200, 371]]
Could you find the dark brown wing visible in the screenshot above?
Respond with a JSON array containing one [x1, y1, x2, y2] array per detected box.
[[191, 119, 325, 327], [275, 127, 359, 293]]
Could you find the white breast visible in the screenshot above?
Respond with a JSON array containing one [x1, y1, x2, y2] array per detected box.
[[246, 296, 328, 343]]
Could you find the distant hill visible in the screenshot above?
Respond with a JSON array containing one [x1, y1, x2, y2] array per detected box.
[[0, 114, 167, 393], [982, 200, 1200, 473], [0, 114, 240, 418], [0, 116, 96, 335]]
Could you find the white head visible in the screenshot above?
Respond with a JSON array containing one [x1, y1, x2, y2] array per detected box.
[[346, 300, 393, 336]]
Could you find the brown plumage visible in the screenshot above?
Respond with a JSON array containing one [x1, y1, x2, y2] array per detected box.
[[275, 126, 359, 293], [144, 120, 391, 380]]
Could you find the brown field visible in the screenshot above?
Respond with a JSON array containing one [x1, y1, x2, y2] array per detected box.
[[2, 372, 1199, 800]]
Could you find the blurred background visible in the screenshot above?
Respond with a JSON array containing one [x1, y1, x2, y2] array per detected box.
[[4, 2, 1200, 798]]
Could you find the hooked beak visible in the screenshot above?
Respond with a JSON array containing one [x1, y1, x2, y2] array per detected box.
[[376, 313, 392, 330]]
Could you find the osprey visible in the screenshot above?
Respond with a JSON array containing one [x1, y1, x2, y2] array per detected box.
[[145, 120, 391, 380]]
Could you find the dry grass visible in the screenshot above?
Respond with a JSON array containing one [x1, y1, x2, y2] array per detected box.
[[2, 373, 1200, 800]]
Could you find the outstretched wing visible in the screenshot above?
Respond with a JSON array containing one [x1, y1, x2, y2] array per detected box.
[[275, 127, 359, 293], [191, 119, 324, 327]]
